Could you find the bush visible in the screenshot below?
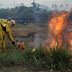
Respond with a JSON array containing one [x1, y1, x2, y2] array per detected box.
[[0, 45, 72, 71], [50, 46, 72, 71]]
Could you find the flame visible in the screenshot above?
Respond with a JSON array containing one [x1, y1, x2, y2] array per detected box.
[[31, 48, 35, 52], [69, 40, 72, 50], [68, 32, 72, 50], [46, 11, 72, 50]]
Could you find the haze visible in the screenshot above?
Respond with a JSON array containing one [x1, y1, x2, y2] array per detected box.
[[0, 0, 72, 11]]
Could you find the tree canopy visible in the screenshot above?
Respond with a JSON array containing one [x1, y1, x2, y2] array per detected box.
[[0, 5, 52, 24]]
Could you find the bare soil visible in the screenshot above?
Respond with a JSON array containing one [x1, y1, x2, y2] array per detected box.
[[0, 66, 36, 72], [0, 66, 61, 72]]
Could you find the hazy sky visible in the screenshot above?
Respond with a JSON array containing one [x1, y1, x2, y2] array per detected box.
[[0, 0, 72, 10]]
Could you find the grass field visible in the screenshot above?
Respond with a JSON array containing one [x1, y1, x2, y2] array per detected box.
[[0, 45, 72, 72], [0, 23, 72, 72], [11, 23, 48, 48]]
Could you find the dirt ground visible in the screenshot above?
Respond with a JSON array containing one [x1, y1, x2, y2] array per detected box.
[[1, 66, 70, 72], [0, 66, 61, 72], [0, 66, 71, 72], [0, 66, 36, 72]]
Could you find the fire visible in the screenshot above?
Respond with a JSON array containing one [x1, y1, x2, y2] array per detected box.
[[46, 11, 72, 50], [66, 32, 72, 50], [69, 40, 72, 50]]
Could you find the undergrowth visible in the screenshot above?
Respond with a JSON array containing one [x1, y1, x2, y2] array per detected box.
[[0, 45, 72, 71]]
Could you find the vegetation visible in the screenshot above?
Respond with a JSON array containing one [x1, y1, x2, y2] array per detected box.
[[0, 45, 72, 71], [0, 5, 52, 24]]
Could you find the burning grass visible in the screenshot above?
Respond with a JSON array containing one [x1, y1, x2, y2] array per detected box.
[[47, 11, 72, 50], [0, 45, 72, 71], [1, 11, 72, 71]]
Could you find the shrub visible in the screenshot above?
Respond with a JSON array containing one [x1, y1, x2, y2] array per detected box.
[[0, 45, 72, 71], [50, 46, 72, 71]]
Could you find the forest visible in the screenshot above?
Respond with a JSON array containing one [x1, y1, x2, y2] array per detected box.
[[0, 4, 52, 24]]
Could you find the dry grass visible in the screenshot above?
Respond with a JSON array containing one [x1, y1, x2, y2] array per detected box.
[[10, 23, 48, 48]]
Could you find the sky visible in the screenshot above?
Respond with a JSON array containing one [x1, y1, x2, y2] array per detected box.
[[0, 0, 72, 11]]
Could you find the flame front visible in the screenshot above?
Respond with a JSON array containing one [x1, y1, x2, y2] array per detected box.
[[46, 11, 72, 50]]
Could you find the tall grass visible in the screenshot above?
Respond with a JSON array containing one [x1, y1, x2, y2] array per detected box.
[[0, 45, 72, 71], [50, 46, 72, 71]]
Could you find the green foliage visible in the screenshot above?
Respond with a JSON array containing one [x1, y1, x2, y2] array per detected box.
[[0, 45, 72, 71], [0, 6, 52, 23], [50, 46, 72, 71]]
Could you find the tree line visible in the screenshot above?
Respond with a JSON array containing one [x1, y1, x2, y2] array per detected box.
[[0, 5, 52, 24]]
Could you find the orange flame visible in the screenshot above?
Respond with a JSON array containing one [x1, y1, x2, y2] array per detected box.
[[46, 11, 72, 50], [69, 40, 72, 50]]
